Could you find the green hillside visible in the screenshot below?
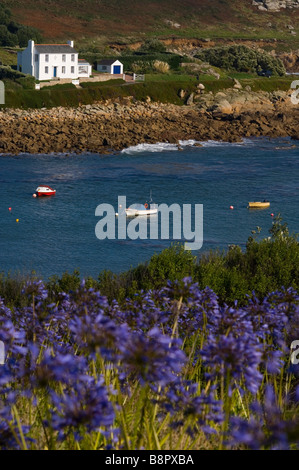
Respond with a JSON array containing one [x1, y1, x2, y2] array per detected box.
[[2, 0, 299, 45]]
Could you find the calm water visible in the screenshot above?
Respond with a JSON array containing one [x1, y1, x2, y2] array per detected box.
[[0, 137, 298, 279]]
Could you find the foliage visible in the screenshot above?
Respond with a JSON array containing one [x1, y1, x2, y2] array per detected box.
[[2, 79, 197, 108], [138, 39, 167, 54], [152, 60, 170, 73], [120, 53, 183, 72], [0, 5, 42, 47], [0, 66, 35, 90], [95, 217, 299, 305], [0, 217, 297, 307], [196, 45, 286, 76], [0, 276, 298, 449]]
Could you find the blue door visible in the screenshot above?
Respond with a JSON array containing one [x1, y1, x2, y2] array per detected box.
[[113, 65, 121, 74], [53, 67, 57, 78]]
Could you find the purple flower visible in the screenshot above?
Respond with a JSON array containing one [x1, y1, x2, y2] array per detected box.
[[119, 327, 186, 388], [49, 376, 115, 440], [229, 386, 299, 450], [201, 333, 263, 394]]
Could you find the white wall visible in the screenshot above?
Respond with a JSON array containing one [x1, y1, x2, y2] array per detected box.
[[36, 52, 79, 81], [78, 64, 93, 78], [17, 41, 86, 80], [17, 40, 34, 75], [97, 60, 123, 75]]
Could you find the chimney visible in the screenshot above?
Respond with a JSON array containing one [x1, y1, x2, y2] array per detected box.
[[29, 39, 35, 53], [67, 40, 74, 48]]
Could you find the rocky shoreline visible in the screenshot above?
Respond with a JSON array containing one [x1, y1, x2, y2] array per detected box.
[[0, 88, 298, 155]]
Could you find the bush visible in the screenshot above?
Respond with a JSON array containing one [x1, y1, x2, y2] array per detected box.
[[0, 66, 35, 90], [138, 39, 167, 53], [0, 217, 297, 308], [131, 61, 153, 73], [0, 65, 26, 80], [0, 5, 42, 47], [196, 45, 286, 76], [152, 60, 170, 73], [196, 215, 299, 304], [131, 59, 170, 74]]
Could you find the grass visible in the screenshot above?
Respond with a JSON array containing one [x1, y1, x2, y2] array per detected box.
[[145, 73, 198, 82], [0, 47, 18, 66], [239, 77, 295, 92], [0, 79, 199, 108], [0, 73, 295, 109]]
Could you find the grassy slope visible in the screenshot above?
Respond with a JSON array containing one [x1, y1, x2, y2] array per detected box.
[[1, 76, 294, 109], [2, 0, 299, 45]]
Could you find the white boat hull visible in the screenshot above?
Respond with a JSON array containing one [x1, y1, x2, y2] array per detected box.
[[116, 208, 158, 217]]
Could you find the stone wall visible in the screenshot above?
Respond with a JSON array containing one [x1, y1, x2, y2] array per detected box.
[[39, 74, 125, 89]]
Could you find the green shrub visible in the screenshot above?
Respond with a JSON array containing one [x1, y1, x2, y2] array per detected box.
[[0, 65, 26, 80], [196, 45, 286, 76], [138, 39, 167, 54], [2, 79, 197, 108], [0, 217, 298, 308], [0, 5, 42, 47]]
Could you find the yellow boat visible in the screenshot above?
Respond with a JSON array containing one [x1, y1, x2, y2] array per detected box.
[[248, 201, 270, 209]]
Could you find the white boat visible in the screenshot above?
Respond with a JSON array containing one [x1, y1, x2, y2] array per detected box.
[[116, 203, 158, 217], [35, 185, 56, 197]]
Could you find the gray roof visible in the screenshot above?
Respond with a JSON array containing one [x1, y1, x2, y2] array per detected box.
[[35, 45, 77, 54], [98, 59, 120, 66]]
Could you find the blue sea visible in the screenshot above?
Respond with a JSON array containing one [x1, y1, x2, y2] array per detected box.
[[0, 137, 298, 279]]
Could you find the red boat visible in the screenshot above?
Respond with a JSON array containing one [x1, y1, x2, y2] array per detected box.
[[35, 185, 56, 197]]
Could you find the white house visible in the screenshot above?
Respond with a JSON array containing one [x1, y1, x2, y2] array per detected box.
[[17, 40, 92, 81], [96, 59, 124, 75]]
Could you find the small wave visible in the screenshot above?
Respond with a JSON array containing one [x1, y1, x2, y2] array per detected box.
[[121, 143, 179, 154], [121, 140, 206, 155], [120, 138, 260, 155], [200, 138, 254, 148]]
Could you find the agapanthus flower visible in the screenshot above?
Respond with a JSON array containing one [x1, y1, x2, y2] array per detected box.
[[201, 333, 263, 394], [229, 385, 299, 450], [119, 327, 186, 388], [22, 279, 48, 303], [49, 376, 115, 441]]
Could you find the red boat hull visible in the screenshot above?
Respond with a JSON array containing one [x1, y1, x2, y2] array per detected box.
[[36, 192, 56, 197]]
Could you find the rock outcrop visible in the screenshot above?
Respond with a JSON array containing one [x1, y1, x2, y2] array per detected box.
[[252, 0, 299, 11], [0, 89, 298, 154]]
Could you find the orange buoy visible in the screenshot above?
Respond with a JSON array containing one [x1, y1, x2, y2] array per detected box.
[[230, 205, 234, 210]]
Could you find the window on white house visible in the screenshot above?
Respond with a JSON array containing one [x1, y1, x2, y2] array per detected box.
[[35, 54, 39, 62], [71, 54, 75, 62], [62, 66, 66, 74], [45, 67, 49, 74], [71, 66, 75, 74], [62, 54, 66, 62], [45, 54, 49, 62]]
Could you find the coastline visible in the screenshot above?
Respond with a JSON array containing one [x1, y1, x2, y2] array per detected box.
[[0, 89, 298, 155]]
